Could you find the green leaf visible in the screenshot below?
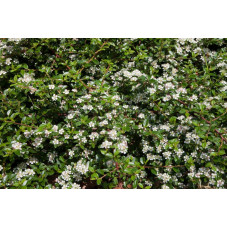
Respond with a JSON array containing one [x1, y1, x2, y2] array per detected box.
[[97, 178, 102, 185], [113, 177, 118, 185], [100, 150, 107, 155], [151, 169, 157, 175], [105, 153, 113, 159], [173, 167, 180, 173], [138, 183, 144, 189], [132, 180, 138, 189], [89, 167, 95, 172], [91, 173, 99, 180]]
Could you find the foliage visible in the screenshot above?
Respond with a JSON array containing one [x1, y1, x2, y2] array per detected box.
[[0, 38, 226, 189]]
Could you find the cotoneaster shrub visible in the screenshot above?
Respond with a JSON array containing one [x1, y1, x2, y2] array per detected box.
[[0, 38, 226, 189]]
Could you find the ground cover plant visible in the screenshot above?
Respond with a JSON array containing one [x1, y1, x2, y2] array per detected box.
[[0, 38, 226, 189]]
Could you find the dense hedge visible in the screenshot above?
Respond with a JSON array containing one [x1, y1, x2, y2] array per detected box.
[[0, 38, 226, 189]]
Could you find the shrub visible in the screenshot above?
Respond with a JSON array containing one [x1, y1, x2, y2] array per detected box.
[[0, 38, 226, 189]]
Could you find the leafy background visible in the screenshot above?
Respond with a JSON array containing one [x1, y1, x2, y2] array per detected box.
[[0, 38, 226, 189]]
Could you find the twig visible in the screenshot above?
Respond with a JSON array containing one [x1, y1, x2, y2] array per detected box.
[[218, 138, 224, 152], [66, 40, 109, 91], [100, 168, 116, 179], [76, 40, 109, 76], [142, 165, 184, 169], [1, 120, 37, 129], [100, 64, 111, 87], [175, 99, 227, 143], [211, 110, 227, 122]]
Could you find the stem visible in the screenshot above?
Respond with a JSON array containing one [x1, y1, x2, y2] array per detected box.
[[1, 120, 37, 129]]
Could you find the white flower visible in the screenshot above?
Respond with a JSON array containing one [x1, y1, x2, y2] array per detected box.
[[163, 95, 171, 102], [0, 165, 3, 171], [189, 95, 198, 101], [74, 134, 79, 140], [158, 85, 163, 90], [18, 73, 33, 83], [63, 89, 69, 94], [82, 105, 88, 111], [87, 105, 93, 111], [52, 125, 58, 132], [162, 184, 170, 189], [67, 113, 74, 119], [161, 173, 171, 183], [48, 152, 56, 163], [16, 170, 24, 180], [24, 169, 35, 176], [217, 180, 224, 188], [52, 94, 59, 101], [173, 93, 179, 99], [176, 46, 183, 54], [99, 120, 108, 127], [76, 98, 83, 103], [108, 130, 117, 140], [138, 113, 145, 119], [29, 86, 36, 94], [62, 184, 68, 189], [160, 124, 170, 132], [192, 95, 198, 100], [75, 160, 89, 174], [45, 130, 51, 137], [12, 141, 22, 150], [165, 82, 175, 90], [0, 70, 6, 75], [81, 137, 87, 143], [71, 183, 81, 189], [162, 63, 170, 70], [147, 88, 156, 94], [145, 181, 153, 187], [163, 151, 171, 159], [69, 150, 74, 158], [89, 132, 99, 141], [49, 85, 55, 89], [177, 87, 187, 94], [26, 157, 38, 165], [61, 171, 71, 181], [131, 77, 137, 81], [32, 137, 43, 147], [157, 77, 164, 84], [53, 139, 59, 145], [59, 129, 64, 134], [112, 95, 121, 100], [89, 121, 95, 128], [24, 130, 33, 138], [100, 140, 112, 149], [117, 141, 128, 154], [65, 134, 70, 139], [5, 58, 12, 65], [138, 124, 143, 129], [106, 113, 112, 120]]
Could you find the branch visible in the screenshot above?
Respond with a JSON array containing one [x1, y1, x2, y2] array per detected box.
[[218, 137, 224, 152], [1, 120, 37, 129], [143, 165, 184, 169], [66, 40, 109, 91], [175, 99, 227, 143], [76, 40, 109, 76]]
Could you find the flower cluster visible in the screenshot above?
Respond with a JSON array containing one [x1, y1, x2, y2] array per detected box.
[[0, 38, 226, 189]]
